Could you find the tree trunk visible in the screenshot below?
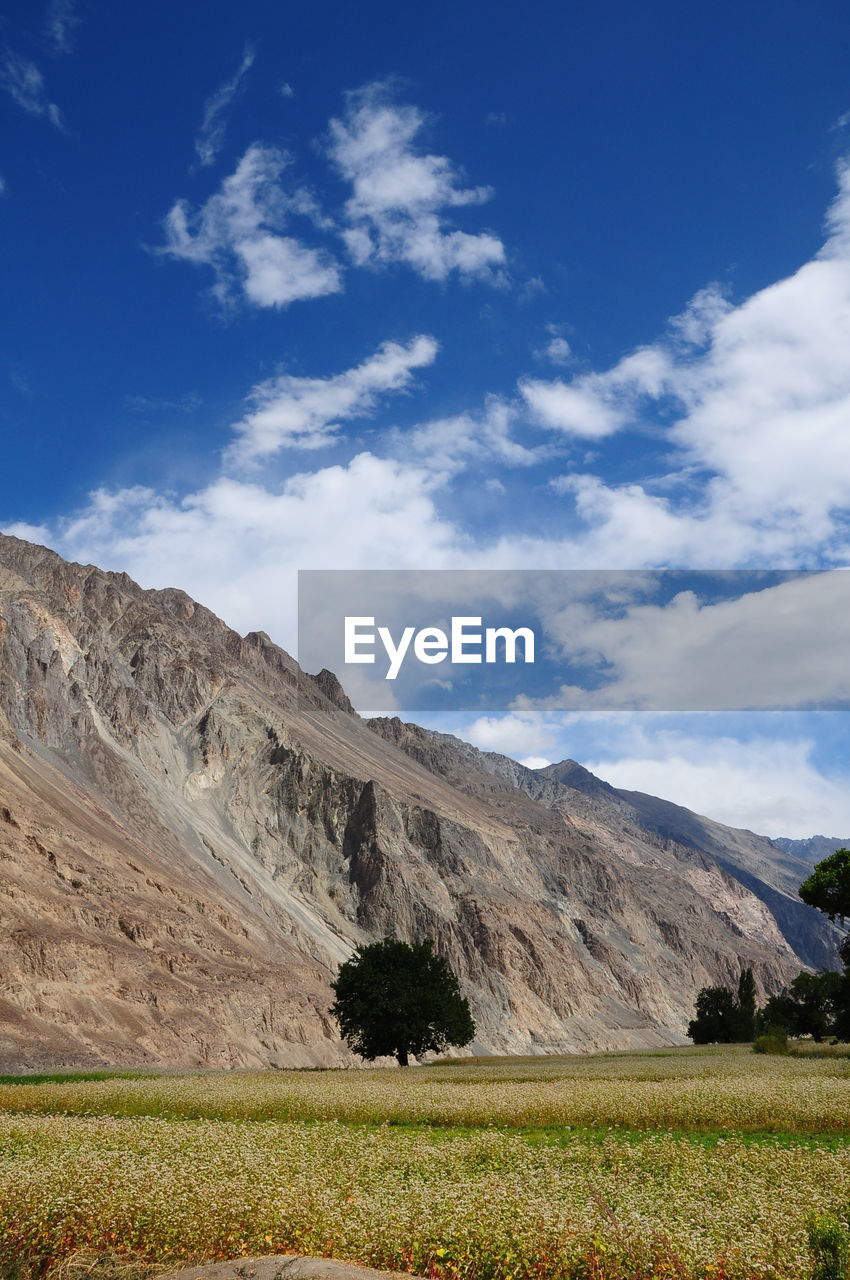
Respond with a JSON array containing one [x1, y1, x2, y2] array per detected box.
[[396, 1048, 409, 1067]]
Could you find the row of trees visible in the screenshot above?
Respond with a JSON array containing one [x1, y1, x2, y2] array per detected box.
[[689, 848, 850, 1045]]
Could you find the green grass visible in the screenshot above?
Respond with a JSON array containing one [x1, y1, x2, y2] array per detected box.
[[0, 1071, 157, 1088], [1, 1044, 849, 1134]]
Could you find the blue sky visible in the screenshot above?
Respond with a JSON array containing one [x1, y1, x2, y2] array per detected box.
[[4, 0, 850, 836]]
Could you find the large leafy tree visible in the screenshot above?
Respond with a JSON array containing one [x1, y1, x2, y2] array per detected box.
[[687, 985, 740, 1044], [799, 848, 850, 923], [762, 971, 844, 1042], [330, 937, 475, 1066], [797, 850, 850, 1040], [688, 969, 759, 1044]]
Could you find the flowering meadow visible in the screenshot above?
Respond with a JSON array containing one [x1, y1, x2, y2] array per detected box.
[[1, 1046, 848, 1133], [1, 1047, 850, 1279]]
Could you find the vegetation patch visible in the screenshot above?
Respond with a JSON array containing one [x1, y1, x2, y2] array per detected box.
[[1, 1049, 850, 1277]]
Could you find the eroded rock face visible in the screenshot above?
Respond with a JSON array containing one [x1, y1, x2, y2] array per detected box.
[[0, 534, 837, 1069]]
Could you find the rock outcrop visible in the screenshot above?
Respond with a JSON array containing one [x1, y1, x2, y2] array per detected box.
[[0, 534, 838, 1069]]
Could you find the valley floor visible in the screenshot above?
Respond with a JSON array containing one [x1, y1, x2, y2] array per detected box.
[[1, 1046, 850, 1279]]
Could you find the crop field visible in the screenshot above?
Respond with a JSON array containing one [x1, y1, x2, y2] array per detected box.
[[1, 1046, 850, 1280]]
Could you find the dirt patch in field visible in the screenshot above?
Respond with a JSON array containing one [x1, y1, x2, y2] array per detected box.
[[154, 1256, 423, 1280]]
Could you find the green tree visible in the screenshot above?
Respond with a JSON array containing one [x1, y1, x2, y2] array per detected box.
[[330, 937, 475, 1067], [735, 967, 757, 1040], [687, 984, 739, 1044], [798, 850, 850, 1040], [799, 848, 850, 923], [762, 971, 843, 1042]]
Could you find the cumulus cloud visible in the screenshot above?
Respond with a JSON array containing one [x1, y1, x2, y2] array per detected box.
[[521, 379, 626, 439], [327, 83, 506, 282], [521, 346, 672, 439], [12, 163, 850, 835], [0, 50, 62, 128], [32, 456, 459, 653], [226, 335, 439, 463], [497, 572, 850, 715], [2, 520, 52, 544], [544, 337, 572, 366], [161, 144, 341, 308], [194, 44, 255, 168], [29, 147, 850, 639], [522, 168, 850, 565]]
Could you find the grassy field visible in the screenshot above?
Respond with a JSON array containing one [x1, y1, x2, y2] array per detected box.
[[2, 1046, 850, 1279]]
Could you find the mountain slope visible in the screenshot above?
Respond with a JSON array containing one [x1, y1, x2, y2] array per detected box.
[[536, 761, 839, 971], [0, 534, 835, 1070], [367, 725, 839, 974], [773, 835, 850, 864]]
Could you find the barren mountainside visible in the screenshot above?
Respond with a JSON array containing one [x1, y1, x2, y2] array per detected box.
[[0, 534, 838, 1070]]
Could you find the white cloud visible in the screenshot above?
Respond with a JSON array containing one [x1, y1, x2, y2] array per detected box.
[[521, 346, 671, 439], [0, 50, 62, 128], [44, 146, 850, 626], [12, 163, 850, 838], [2, 520, 52, 544], [396, 397, 544, 474], [521, 165, 850, 566], [44, 0, 80, 55], [544, 336, 572, 365], [667, 285, 732, 347], [501, 572, 850, 715], [535, 323, 572, 367], [586, 731, 850, 839], [161, 144, 342, 308], [226, 335, 439, 463], [194, 44, 255, 168], [465, 714, 559, 758], [34, 455, 458, 654], [327, 83, 506, 283], [521, 379, 626, 439]]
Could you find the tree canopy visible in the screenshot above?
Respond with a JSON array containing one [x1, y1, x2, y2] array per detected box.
[[762, 971, 844, 1042], [687, 968, 758, 1044], [687, 984, 741, 1044], [329, 937, 475, 1066], [799, 847, 850, 923]]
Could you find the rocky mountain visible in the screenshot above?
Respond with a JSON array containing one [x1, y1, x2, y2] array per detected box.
[[535, 762, 840, 972], [0, 534, 839, 1071], [772, 835, 850, 864]]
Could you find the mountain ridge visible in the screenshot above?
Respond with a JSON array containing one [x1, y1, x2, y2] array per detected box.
[[0, 533, 839, 1070]]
